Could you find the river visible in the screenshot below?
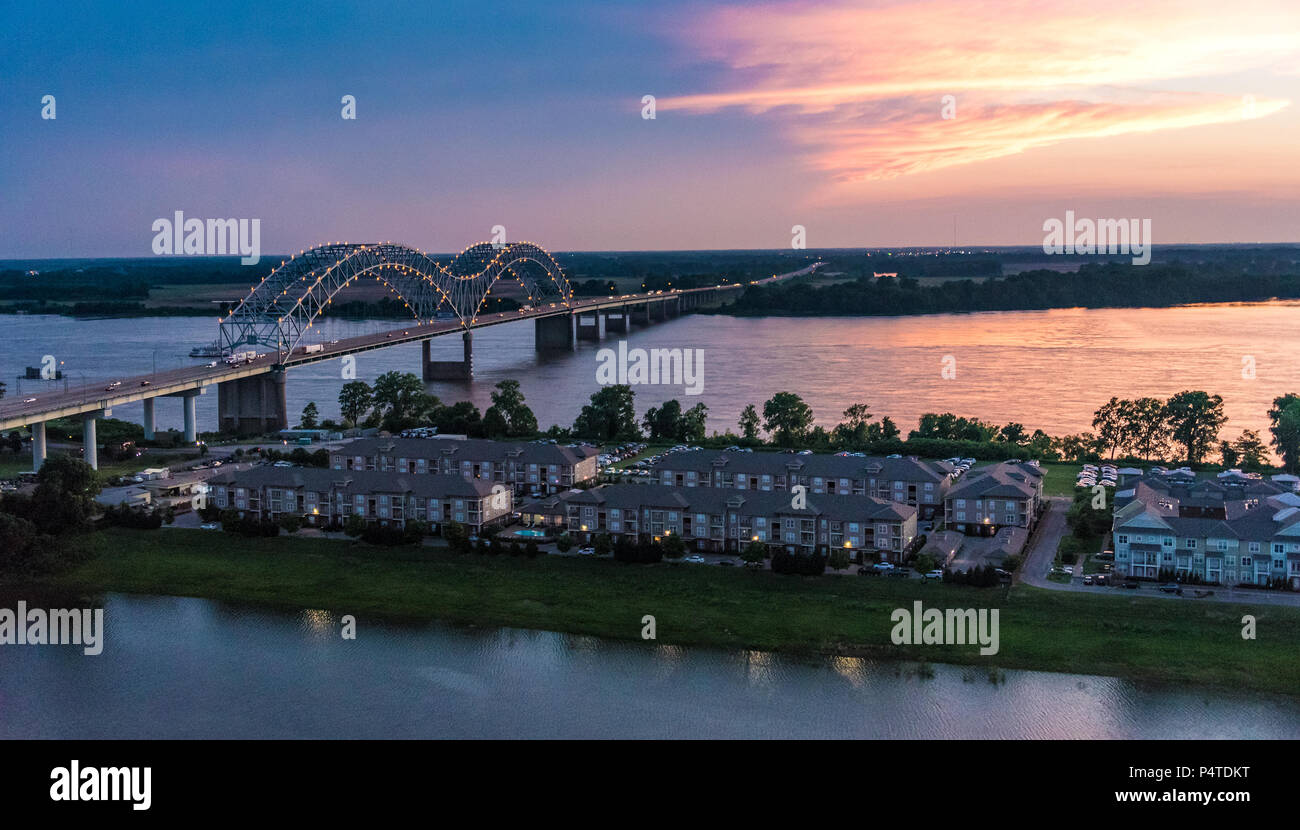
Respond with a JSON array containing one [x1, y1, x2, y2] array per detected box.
[[3, 301, 1298, 439], [2, 592, 1298, 739]]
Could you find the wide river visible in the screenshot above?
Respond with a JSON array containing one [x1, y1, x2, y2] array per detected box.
[[3, 301, 1299, 438], [2, 592, 1298, 739]]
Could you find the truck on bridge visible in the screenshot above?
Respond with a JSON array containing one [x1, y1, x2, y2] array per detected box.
[[224, 350, 258, 365]]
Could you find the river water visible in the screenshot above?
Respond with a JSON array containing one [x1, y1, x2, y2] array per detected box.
[[3, 301, 1298, 438], [2, 593, 1298, 739]]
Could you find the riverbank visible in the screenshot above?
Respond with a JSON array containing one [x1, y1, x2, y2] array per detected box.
[[27, 528, 1300, 696]]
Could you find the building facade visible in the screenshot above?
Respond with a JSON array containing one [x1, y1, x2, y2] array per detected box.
[[1112, 471, 1300, 587], [521, 483, 918, 560], [943, 462, 1045, 535], [328, 436, 600, 496], [208, 465, 512, 534], [647, 450, 953, 518]]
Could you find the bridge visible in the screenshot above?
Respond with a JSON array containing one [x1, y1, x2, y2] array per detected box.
[[0, 239, 818, 470]]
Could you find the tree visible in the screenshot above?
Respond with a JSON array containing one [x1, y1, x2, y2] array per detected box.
[[738, 404, 761, 441], [372, 371, 426, 427], [1120, 397, 1168, 461], [1091, 397, 1127, 459], [679, 403, 708, 442], [997, 422, 1027, 445], [29, 455, 100, 535], [298, 402, 319, 430], [343, 514, 367, 538], [1235, 429, 1268, 472], [762, 392, 814, 447], [442, 520, 471, 553], [555, 532, 574, 552], [1219, 440, 1240, 469], [279, 515, 302, 534], [1269, 395, 1300, 473], [593, 533, 613, 557], [1163, 391, 1226, 465], [483, 379, 537, 438], [572, 385, 639, 441], [643, 399, 683, 440], [661, 532, 686, 559], [338, 381, 373, 427], [828, 547, 851, 571], [741, 539, 767, 566]]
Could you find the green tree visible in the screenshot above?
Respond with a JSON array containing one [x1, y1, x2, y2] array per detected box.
[[1235, 429, 1268, 472], [1120, 397, 1169, 461], [832, 403, 872, 447], [738, 404, 761, 441], [1091, 397, 1127, 459], [30, 455, 101, 535], [679, 403, 708, 442], [1219, 440, 1240, 469], [741, 539, 767, 566], [555, 532, 574, 552], [442, 520, 471, 553], [997, 422, 1027, 445], [1268, 395, 1300, 473], [572, 385, 639, 441], [643, 399, 683, 440], [762, 391, 814, 447], [828, 547, 851, 571], [593, 533, 613, 557], [661, 532, 686, 559], [482, 379, 537, 438], [343, 514, 367, 537], [1163, 390, 1227, 465], [338, 381, 373, 427], [298, 402, 319, 430], [279, 514, 302, 534], [372, 371, 426, 426]]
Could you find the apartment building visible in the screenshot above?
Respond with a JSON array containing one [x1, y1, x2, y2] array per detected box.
[[207, 465, 511, 534], [647, 450, 954, 518], [943, 461, 1045, 535], [520, 483, 918, 560], [328, 436, 600, 496], [1111, 471, 1300, 587]]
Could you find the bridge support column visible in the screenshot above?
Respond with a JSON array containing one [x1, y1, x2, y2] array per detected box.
[[534, 313, 575, 350], [142, 397, 156, 441], [181, 391, 200, 443], [31, 421, 46, 471], [423, 331, 473, 380], [83, 413, 99, 471], [575, 312, 605, 341], [218, 373, 285, 435], [631, 303, 652, 325], [604, 311, 629, 333], [665, 297, 682, 318]]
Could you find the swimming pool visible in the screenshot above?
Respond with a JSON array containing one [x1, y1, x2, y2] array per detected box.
[[515, 529, 547, 538]]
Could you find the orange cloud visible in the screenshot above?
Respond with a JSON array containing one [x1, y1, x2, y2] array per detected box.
[[659, 0, 1297, 181]]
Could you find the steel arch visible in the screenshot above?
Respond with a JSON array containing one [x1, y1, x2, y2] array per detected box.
[[217, 241, 572, 357]]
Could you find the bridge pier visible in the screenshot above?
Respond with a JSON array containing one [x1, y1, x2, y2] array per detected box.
[[604, 311, 629, 333], [181, 390, 200, 443], [575, 312, 605, 341], [423, 331, 473, 380], [631, 304, 652, 325], [218, 372, 286, 435], [142, 398, 156, 441], [82, 410, 108, 471], [535, 313, 575, 350], [31, 421, 46, 471]]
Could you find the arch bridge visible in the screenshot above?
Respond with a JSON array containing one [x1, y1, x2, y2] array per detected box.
[[218, 241, 573, 357]]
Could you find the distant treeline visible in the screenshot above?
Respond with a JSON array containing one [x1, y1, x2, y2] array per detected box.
[[724, 260, 1300, 316]]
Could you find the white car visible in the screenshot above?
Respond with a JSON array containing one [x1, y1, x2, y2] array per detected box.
[[924, 569, 944, 579], [577, 547, 596, 556], [199, 523, 220, 530], [873, 561, 895, 572], [682, 555, 706, 563]]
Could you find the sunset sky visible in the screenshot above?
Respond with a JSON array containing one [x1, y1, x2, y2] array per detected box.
[[2, 0, 1297, 256]]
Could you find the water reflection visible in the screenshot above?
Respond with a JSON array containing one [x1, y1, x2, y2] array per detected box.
[[3, 593, 1299, 739]]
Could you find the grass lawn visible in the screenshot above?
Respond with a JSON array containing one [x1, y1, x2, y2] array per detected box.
[[27, 527, 1300, 696]]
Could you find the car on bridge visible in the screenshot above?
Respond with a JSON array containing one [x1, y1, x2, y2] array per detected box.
[[22, 397, 36, 403]]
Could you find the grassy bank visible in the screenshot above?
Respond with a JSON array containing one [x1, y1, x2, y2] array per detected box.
[[28, 528, 1300, 695]]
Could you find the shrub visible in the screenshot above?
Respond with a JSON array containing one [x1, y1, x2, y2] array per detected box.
[[343, 514, 367, 538], [555, 533, 573, 553]]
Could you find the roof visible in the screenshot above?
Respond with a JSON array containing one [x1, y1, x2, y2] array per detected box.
[[209, 465, 498, 499], [520, 483, 916, 522], [335, 436, 600, 466], [648, 449, 953, 482], [1114, 471, 1300, 543], [946, 462, 1043, 500]]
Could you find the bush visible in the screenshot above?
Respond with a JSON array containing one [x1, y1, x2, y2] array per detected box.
[[343, 514, 367, 538], [279, 515, 302, 534], [360, 523, 409, 546], [442, 520, 471, 553], [828, 547, 851, 571], [555, 533, 573, 553], [524, 541, 540, 558], [771, 547, 827, 575], [102, 503, 164, 530], [661, 533, 686, 559]]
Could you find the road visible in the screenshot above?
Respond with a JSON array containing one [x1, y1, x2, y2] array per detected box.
[[0, 262, 820, 432]]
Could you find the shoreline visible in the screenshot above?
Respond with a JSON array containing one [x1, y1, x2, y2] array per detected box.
[[21, 527, 1300, 699]]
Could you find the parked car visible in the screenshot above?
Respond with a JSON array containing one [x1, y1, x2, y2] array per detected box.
[[872, 561, 895, 573], [577, 547, 596, 557], [199, 523, 220, 530], [1082, 575, 1094, 585], [924, 569, 944, 580], [1123, 580, 1140, 589], [683, 555, 706, 564], [1158, 583, 1184, 595]]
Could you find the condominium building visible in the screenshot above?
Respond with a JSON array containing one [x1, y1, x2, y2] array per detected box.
[[646, 450, 954, 518], [943, 461, 1045, 535], [328, 436, 600, 496], [1112, 470, 1300, 587], [207, 465, 512, 534], [520, 483, 918, 560]]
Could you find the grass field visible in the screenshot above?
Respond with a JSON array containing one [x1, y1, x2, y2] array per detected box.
[[28, 527, 1300, 696]]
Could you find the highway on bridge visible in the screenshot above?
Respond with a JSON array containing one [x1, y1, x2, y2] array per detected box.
[[0, 264, 817, 434]]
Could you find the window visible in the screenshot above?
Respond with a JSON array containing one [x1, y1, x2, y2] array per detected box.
[[1117, 535, 1128, 545], [1248, 541, 1260, 553]]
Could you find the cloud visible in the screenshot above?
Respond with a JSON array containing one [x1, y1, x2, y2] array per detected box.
[[659, 0, 1297, 181]]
